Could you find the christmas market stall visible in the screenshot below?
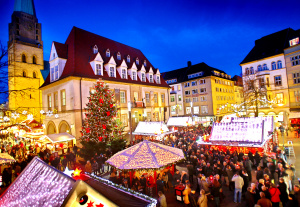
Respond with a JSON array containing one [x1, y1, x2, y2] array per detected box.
[[132, 121, 177, 142], [106, 140, 185, 197], [0, 157, 156, 207], [197, 116, 276, 154], [38, 132, 75, 155]]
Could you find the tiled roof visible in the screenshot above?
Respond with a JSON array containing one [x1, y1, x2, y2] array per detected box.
[[53, 41, 68, 59], [232, 75, 243, 86], [240, 28, 300, 64], [162, 62, 229, 84], [41, 27, 169, 88]]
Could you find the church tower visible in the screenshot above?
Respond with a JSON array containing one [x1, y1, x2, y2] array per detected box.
[[8, 0, 44, 120]]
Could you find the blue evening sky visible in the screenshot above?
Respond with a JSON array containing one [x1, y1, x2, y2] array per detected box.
[[0, 0, 299, 77]]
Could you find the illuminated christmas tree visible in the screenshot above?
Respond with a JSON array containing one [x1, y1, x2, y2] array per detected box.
[[79, 79, 126, 160]]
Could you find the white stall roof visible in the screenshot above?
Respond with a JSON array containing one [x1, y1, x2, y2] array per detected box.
[[133, 122, 172, 135], [39, 132, 75, 143], [167, 117, 191, 126]]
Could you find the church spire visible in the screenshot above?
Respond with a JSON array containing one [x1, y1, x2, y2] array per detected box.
[[14, 0, 36, 17]]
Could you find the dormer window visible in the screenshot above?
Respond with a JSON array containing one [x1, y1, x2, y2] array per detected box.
[[141, 73, 146, 82], [144, 60, 147, 66], [127, 55, 130, 63], [93, 45, 98, 54], [136, 58, 139, 65], [55, 65, 59, 79], [149, 74, 153, 82], [96, 64, 102, 75], [106, 49, 110, 57], [52, 53, 55, 59], [156, 76, 160, 84], [122, 69, 126, 79], [109, 67, 115, 77], [132, 71, 137, 80], [117, 52, 121, 60]]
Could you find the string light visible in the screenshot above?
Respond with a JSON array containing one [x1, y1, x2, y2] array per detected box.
[[27, 114, 33, 120], [22, 110, 27, 115], [11, 112, 20, 119], [46, 110, 53, 117]]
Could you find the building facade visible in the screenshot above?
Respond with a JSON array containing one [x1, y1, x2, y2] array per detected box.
[[162, 62, 235, 123], [40, 27, 169, 141], [240, 28, 300, 125], [7, 0, 45, 120]]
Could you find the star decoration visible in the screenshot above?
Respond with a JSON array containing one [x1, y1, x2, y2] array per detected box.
[[22, 110, 27, 115], [3, 116, 10, 122], [63, 167, 74, 177], [96, 203, 104, 207], [73, 168, 82, 177], [11, 112, 20, 119], [55, 114, 59, 118], [27, 114, 33, 120], [87, 200, 94, 207], [46, 110, 53, 117]]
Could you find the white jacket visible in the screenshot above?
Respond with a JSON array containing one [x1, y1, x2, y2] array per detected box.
[[232, 175, 244, 189]]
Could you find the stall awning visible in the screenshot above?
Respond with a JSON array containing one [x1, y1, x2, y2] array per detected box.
[[39, 133, 75, 143], [132, 122, 171, 136], [167, 117, 191, 126], [289, 112, 300, 119]]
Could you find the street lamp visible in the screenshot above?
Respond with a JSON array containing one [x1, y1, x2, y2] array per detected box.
[[128, 101, 133, 145], [190, 101, 193, 125]]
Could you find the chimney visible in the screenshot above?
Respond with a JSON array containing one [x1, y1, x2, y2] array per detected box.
[[187, 61, 192, 68]]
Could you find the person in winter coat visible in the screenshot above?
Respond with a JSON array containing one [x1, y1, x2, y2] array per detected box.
[[211, 179, 221, 207], [285, 194, 298, 207], [197, 189, 208, 207], [269, 183, 281, 207], [226, 165, 234, 191], [257, 192, 272, 207], [182, 183, 191, 206], [278, 177, 288, 207], [245, 187, 256, 207], [85, 160, 92, 173]]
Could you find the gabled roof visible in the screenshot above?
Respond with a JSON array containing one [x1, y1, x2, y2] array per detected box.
[[240, 28, 300, 64], [53, 41, 68, 59], [232, 75, 243, 86], [162, 62, 228, 84], [41, 26, 169, 88]]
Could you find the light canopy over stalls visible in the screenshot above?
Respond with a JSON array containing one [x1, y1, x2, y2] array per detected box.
[[39, 132, 75, 143], [106, 140, 184, 170], [0, 153, 16, 165]]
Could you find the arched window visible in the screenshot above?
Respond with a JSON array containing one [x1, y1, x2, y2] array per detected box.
[[144, 60, 147, 66], [32, 56, 36, 64], [33, 72, 37, 78], [93, 45, 98, 54], [22, 54, 26, 63], [117, 52, 121, 60], [245, 68, 249, 75], [262, 64, 267, 70], [250, 67, 254, 74], [257, 65, 262, 71], [136, 58, 139, 65], [271, 62, 276, 70], [106, 49, 110, 57], [127, 55, 130, 63], [23, 71, 27, 77], [277, 60, 282, 69]]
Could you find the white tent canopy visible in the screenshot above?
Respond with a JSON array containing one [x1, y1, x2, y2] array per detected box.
[[132, 122, 173, 136], [39, 132, 75, 143], [167, 117, 192, 126]]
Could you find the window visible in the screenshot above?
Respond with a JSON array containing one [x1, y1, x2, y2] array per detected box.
[[200, 88, 206, 93], [161, 94, 165, 103], [178, 95, 182, 101], [185, 90, 190, 95], [32, 56, 36, 64], [294, 91, 300, 102], [61, 90, 66, 111], [192, 89, 198, 94], [47, 94, 52, 110], [54, 92, 58, 110], [122, 69, 126, 79], [257, 65, 262, 71], [276, 93, 284, 104], [149, 74, 153, 82], [147, 112, 151, 121], [96, 64, 102, 75], [156, 76, 160, 84], [141, 73, 146, 82], [144, 60, 147, 66], [110, 67, 115, 77], [132, 71, 136, 80], [184, 82, 190, 87], [215, 79, 219, 84], [36, 36, 38, 40], [272, 62, 276, 70], [154, 94, 158, 103], [121, 114, 127, 126], [51, 68, 54, 81], [106, 49, 110, 57], [192, 97, 198, 102], [146, 93, 150, 103], [177, 85, 181, 91], [293, 73, 300, 84], [191, 81, 197, 86], [250, 67, 254, 74], [93, 45, 98, 54], [171, 105, 176, 112], [33, 72, 37, 78], [136, 58, 139, 65], [188, 72, 203, 79], [22, 71, 27, 77], [291, 55, 300, 66], [155, 112, 159, 121], [262, 64, 267, 70], [277, 60, 282, 69], [201, 105, 208, 114], [185, 98, 191, 103], [127, 55, 130, 63], [117, 52, 121, 60], [216, 87, 219, 92], [170, 95, 175, 102], [53, 53, 55, 59], [246, 68, 249, 75], [120, 91, 126, 103], [200, 96, 207, 102], [274, 75, 282, 86], [259, 77, 265, 87], [186, 107, 191, 114], [134, 92, 139, 101], [199, 79, 205, 84], [55, 65, 59, 80], [193, 106, 199, 114], [22, 54, 26, 63]]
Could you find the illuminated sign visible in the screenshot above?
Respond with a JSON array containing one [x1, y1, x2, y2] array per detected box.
[[289, 37, 299, 47]]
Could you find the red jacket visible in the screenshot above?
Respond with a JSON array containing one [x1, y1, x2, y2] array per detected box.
[[269, 187, 281, 203]]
